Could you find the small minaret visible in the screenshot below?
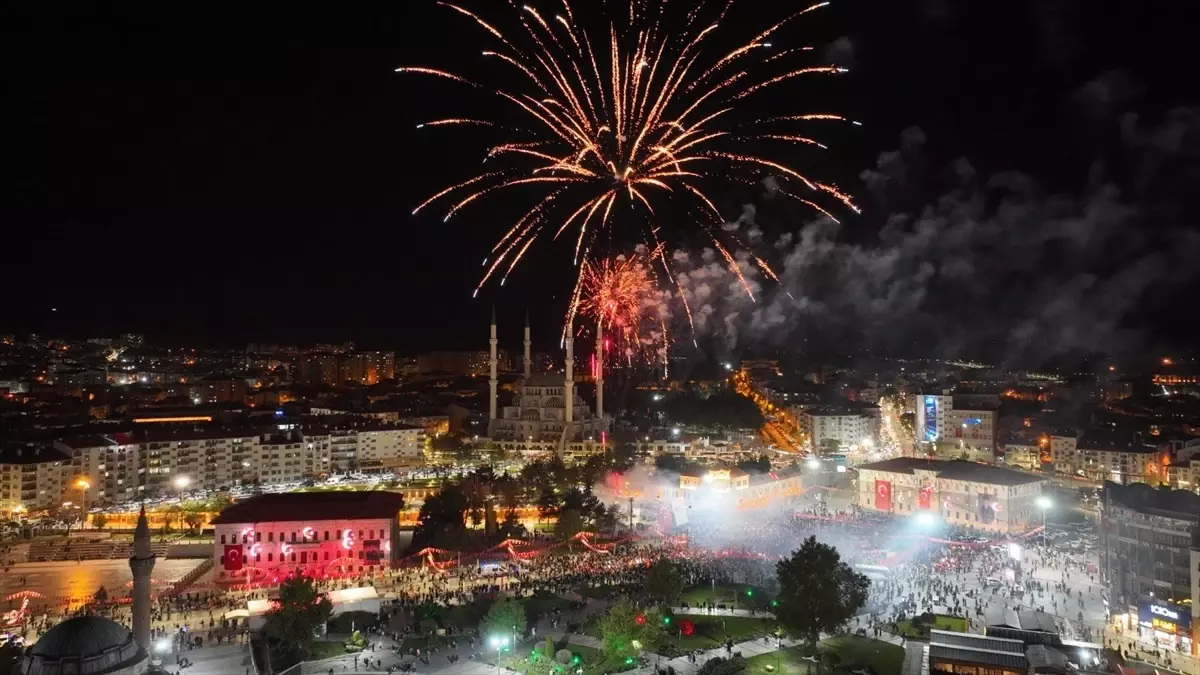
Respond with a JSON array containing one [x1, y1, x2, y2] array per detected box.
[[564, 319, 575, 425], [489, 307, 499, 422], [523, 309, 532, 379], [595, 321, 604, 423], [129, 504, 155, 651]]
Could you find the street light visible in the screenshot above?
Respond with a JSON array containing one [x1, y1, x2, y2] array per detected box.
[[75, 479, 90, 529], [489, 635, 509, 675], [1035, 496, 1052, 546], [805, 458, 820, 471], [173, 475, 191, 491]]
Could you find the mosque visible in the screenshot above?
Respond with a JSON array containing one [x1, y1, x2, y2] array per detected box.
[[485, 311, 607, 453], [18, 507, 165, 675]]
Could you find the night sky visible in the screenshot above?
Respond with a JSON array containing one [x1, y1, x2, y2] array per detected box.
[[4, 1, 1196, 359]]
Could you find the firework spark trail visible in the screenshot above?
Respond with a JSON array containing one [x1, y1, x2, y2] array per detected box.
[[403, 0, 859, 338], [574, 247, 670, 364]]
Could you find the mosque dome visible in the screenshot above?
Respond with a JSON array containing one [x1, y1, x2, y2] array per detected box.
[[22, 616, 148, 675]]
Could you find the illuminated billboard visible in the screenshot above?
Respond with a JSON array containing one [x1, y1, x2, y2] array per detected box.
[[923, 396, 938, 441]]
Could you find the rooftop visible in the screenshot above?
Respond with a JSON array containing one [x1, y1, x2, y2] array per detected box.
[[210, 491, 407, 525], [856, 458, 1045, 486]]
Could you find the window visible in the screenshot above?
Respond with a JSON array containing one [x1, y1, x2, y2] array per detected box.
[[220, 534, 226, 544], [267, 553, 273, 562], [256, 532, 262, 542], [291, 532, 297, 543], [268, 532, 273, 542]]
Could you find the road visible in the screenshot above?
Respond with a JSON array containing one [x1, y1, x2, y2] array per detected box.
[[732, 369, 804, 454]]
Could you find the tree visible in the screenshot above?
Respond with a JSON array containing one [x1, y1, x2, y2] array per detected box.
[[536, 486, 560, 521], [597, 600, 664, 659], [737, 454, 772, 475], [480, 596, 527, 641], [497, 510, 527, 539], [263, 574, 333, 668], [555, 508, 585, 541], [183, 511, 204, 534], [645, 557, 683, 606], [93, 585, 109, 603], [90, 512, 108, 530], [775, 536, 870, 648], [410, 484, 464, 551]]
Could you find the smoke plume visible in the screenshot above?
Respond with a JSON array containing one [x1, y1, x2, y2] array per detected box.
[[670, 98, 1200, 366]]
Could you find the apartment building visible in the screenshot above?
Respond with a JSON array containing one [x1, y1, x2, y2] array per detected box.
[[0, 420, 426, 514]]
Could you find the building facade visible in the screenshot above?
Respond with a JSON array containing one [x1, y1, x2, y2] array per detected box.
[[211, 492, 404, 584], [801, 408, 876, 451], [914, 391, 996, 459], [0, 420, 425, 515], [856, 458, 1045, 534], [1100, 482, 1199, 656]]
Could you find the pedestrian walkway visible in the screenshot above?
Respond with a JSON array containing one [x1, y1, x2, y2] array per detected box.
[[670, 607, 771, 618]]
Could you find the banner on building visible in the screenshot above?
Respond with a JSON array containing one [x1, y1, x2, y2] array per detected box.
[[363, 540, 382, 562], [874, 480, 892, 511], [918, 483, 933, 510], [223, 545, 243, 571]]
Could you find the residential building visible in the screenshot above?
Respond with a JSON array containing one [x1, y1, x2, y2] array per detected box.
[[0, 419, 426, 514], [800, 407, 877, 452], [1100, 482, 1197, 656]]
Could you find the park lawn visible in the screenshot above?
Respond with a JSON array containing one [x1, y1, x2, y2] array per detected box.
[[744, 637, 903, 675], [680, 584, 770, 608], [523, 590, 571, 622], [668, 615, 775, 651], [309, 640, 351, 660], [892, 614, 966, 638], [821, 636, 905, 675]]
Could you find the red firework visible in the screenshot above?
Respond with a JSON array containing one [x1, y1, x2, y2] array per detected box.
[[573, 247, 667, 365]]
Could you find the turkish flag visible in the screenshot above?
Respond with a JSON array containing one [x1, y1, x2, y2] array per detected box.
[[918, 484, 933, 510], [874, 480, 892, 511], [224, 545, 243, 571]]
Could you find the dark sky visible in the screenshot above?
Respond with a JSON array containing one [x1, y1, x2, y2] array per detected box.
[[3, 1, 1196, 356]]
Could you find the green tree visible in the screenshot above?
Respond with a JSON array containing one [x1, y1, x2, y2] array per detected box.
[[183, 511, 204, 533], [597, 600, 664, 659], [536, 486, 560, 521], [263, 574, 333, 668], [410, 484, 464, 551], [645, 557, 683, 606], [737, 454, 772, 475], [90, 512, 108, 530], [497, 510, 527, 539], [775, 536, 870, 648], [480, 596, 527, 642], [555, 508, 585, 541]]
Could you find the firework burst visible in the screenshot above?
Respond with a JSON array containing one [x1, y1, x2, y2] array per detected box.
[[401, 0, 858, 325], [573, 246, 668, 366]]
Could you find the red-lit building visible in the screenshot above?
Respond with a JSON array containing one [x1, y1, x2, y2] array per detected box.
[[211, 492, 405, 584]]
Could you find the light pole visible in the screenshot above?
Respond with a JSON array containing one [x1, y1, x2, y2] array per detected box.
[[1035, 496, 1052, 547], [489, 635, 509, 675], [74, 479, 90, 529]]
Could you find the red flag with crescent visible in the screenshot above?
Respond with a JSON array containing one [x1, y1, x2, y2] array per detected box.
[[918, 483, 933, 510], [874, 480, 892, 510], [224, 545, 243, 571]]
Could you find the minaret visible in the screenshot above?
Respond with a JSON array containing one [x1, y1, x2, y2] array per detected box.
[[489, 307, 499, 422], [129, 504, 155, 651], [523, 310, 532, 379], [595, 322, 604, 423], [564, 319, 575, 425]]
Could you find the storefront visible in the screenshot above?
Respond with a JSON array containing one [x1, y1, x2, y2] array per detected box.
[[1137, 600, 1192, 655]]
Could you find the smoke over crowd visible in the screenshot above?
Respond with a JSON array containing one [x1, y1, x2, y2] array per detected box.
[[665, 77, 1200, 367]]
